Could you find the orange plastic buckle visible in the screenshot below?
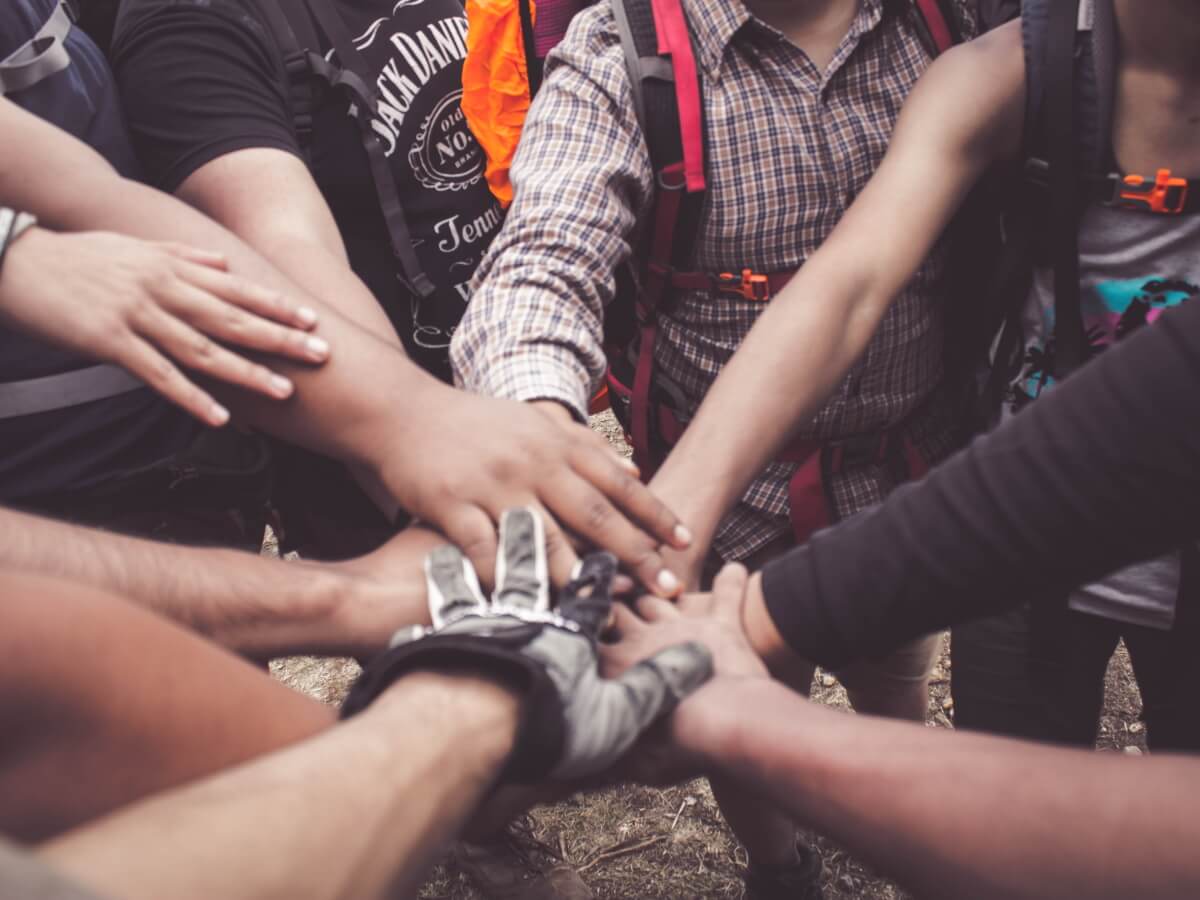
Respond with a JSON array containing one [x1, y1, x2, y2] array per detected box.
[[716, 268, 771, 301], [1112, 168, 1189, 214]]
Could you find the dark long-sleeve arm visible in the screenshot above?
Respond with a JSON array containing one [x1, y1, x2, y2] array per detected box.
[[761, 298, 1200, 668]]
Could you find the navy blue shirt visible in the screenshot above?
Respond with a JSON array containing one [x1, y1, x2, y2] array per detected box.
[[0, 0, 197, 500]]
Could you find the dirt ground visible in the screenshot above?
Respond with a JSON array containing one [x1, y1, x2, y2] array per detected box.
[[271, 411, 1150, 900]]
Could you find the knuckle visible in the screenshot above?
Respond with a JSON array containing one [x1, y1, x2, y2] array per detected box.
[[583, 498, 613, 533], [540, 524, 569, 560], [190, 333, 216, 361], [626, 541, 659, 573], [126, 295, 157, 326], [222, 309, 249, 336], [150, 357, 178, 387]]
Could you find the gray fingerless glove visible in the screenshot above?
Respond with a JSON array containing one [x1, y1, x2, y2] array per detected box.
[[342, 508, 712, 781]]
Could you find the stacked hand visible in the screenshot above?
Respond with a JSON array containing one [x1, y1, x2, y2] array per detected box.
[[600, 563, 771, 783], [385, 392, 692, 597], [0, 228, 329, 426], [343, 508, 714, 780]]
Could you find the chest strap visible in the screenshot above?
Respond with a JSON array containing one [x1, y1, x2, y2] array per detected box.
[[0, 364, 144, 420], [0, 0, 74, 96], [657, 267, 796, 302], [1027, 160, 1200, 216]]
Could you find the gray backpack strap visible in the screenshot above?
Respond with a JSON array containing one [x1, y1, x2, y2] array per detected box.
[[0, 0, 74, 96], [0, 364, 145, 419]]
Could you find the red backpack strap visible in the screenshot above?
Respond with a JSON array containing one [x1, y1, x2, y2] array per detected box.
[[648, 0, 705, 192], [609, 0, 706, 472], [909, 0, 963, 56]]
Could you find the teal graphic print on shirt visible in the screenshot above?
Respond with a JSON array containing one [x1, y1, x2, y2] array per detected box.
[[1010, 276, 1198, 411]]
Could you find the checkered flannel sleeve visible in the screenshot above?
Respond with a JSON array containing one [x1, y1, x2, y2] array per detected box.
[[450, 5, 655, 420]]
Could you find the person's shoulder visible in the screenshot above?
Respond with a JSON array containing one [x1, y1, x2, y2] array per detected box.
[[545, 3, 626, 80], [930, 20, 1026, 164], [114, 0, 270, 47], [937, 18, 1023, 85]]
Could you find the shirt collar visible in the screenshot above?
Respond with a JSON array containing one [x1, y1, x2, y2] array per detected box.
[[682, 0, 887, 79]]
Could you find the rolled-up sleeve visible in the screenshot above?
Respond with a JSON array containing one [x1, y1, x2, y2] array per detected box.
[[451, 5, 654, 419]]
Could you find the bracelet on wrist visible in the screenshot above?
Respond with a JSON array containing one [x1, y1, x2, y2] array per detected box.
[[0, 208, 38, 278]]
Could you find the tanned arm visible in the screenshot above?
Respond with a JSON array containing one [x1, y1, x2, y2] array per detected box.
[[607, 565, 1200, 900], [685, 678, 1199, 900], [0, 97, 688, 593], [649, 23, 1027, 575], [176, 149, 403, 342], [0, 505, 442, 660], [42, 672, 520, 900]]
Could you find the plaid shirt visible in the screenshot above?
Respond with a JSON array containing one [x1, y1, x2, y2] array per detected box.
[[452, 0, 964, 560]]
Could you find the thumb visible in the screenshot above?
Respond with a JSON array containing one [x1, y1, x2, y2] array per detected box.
[[550, 642, 713, 780], [617, 642, 714, 722]]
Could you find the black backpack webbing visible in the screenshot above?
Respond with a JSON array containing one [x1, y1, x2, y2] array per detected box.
[[517, 0, 543, 96], [613, 0, 706, 277], [259, 0, 436, 298], [1043, 0, 1087, 377], [608, 0, 706, 469]]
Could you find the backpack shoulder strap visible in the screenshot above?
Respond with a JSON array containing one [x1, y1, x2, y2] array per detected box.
[[610, 0, 705, 270], [517, 0, 542, 95], [259, 0, 436, 299], [909, 0, 962, 56], [1022, 0, 1091, 377], [258, 0, 322, 160]]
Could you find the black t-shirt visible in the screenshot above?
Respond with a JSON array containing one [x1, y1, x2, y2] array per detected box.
[[761, 297, 1200, 669], [112, 0, 504, 379], [0, 0, 197, 501]]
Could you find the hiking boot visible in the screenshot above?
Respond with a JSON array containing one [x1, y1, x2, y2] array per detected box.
[[453, 837, 594, 900], [743, 842, 825, 900]]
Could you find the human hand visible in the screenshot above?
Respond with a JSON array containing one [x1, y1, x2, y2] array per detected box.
[[599, 563, 769, 783], [323, 525, 447, 657], [382, 386, 692, 597], [0, 228, 329, 426], [342, 508, 713, 780]]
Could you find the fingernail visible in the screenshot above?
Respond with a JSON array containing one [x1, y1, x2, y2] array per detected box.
[[270, 374, 293, 397], [306, 336, 329, 358], [674, 524, 693, 546], [620, 456, 639, 474], [296, 306, 318, 327], [656, 569, 680, 595], [211, 403, 230, 426]]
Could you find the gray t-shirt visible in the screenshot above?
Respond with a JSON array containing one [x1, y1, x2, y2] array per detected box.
[[1006, 203, 1200, 629]]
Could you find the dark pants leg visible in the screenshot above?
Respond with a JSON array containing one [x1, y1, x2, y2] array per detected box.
[[1123, 625, 1200, 752], [951, 603, 1118, 746]]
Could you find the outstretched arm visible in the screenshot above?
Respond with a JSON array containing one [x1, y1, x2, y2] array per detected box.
[[689, 679, 1200, 900], [746, 276, 1200, 675], [649, 22, 1026, 575], [0, 97, 688, 594], [607, 565, 1200, 900], [41, 671, 521, 900], [0, 505, 442, 660]]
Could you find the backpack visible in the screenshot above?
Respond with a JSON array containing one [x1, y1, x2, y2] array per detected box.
[[462, 0, 972, 474], [981, 0, 1200, 411]]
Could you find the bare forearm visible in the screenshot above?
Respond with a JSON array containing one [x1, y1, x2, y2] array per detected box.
[[652, 255, 882, 540], [693, 680, 1200, 899], [43, 672, 520, 900], [175, 150, 402, 344], [0, 506, 356, 657], [650, 30, 1024, 544], [0, 100, 431, 475]]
